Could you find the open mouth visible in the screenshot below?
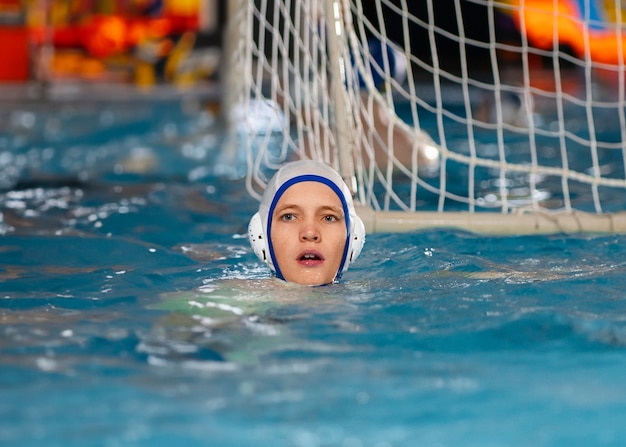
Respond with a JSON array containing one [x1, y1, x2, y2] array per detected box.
[[298, 251, 324, 264]]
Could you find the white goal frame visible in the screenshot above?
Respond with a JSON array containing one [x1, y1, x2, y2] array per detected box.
[[224, 0, 626, 234]]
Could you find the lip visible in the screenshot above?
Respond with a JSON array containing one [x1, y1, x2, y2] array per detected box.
[[296, 249, 325, 266]]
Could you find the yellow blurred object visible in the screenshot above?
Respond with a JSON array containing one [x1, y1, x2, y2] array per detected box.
[[135, 60, 156, 88], [163, 31, 195, 83], [164, 0, 199, 16], [133, 37, 175, 87], [49, 0, 69, 26]]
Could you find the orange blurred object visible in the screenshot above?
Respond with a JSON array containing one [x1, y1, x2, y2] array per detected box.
[[82, 15, 128, 58], [49, 51, 107, 78], [513, 0, 626, 65]]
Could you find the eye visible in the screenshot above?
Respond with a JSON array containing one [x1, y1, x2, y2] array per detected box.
[[323, 214, 339, 223], [280, 213, 296, 222]]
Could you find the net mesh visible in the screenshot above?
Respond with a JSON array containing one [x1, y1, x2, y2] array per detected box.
[[224, 0, 626, 232]]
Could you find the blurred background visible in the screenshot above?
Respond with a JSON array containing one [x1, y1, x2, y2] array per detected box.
[[0, 0, 225, 89], [0, 0, 527, 91]]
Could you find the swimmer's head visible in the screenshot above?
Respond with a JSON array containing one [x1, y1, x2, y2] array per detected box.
[[248, 160, 366, 285]]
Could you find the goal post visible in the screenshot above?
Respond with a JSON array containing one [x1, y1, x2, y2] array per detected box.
[[224, 0, 626, 234]]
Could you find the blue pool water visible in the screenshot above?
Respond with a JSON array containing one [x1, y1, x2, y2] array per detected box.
[[2, 87, 626, 447]]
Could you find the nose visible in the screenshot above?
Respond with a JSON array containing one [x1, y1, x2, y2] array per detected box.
[[300, 221, 320, 242]]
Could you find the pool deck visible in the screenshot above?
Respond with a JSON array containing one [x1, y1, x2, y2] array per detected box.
[[0, 80, 222, 104]]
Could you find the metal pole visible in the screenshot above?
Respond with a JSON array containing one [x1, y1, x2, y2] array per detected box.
[[323, 0, 357, 194]]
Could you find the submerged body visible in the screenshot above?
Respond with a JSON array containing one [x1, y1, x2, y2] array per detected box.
[[153, 277, 351, 363]]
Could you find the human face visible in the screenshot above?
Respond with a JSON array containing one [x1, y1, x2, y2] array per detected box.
[[270, 181, 347, 286]]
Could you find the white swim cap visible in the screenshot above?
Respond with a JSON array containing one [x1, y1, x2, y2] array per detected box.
[[248, 160, 366, 282]]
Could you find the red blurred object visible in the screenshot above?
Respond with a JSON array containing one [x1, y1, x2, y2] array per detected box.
[[48, 15, 172, 58], [33, 14, 175, 59], [0, 26, 30, 81]]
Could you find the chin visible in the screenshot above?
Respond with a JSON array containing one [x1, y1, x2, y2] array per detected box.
[[286, 273, 334, 286], [293, 279, 330, 287]]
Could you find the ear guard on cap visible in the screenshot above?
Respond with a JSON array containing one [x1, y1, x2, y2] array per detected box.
[[347, 214, 366, 267], [248, 212, 273, 270]]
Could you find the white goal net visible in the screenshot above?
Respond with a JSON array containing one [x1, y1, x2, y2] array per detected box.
[[224, 0, 626, 234]]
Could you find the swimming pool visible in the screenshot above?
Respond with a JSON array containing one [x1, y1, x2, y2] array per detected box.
[[2, 86, 626, 447]]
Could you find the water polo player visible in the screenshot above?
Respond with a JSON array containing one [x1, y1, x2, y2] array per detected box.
[[248, 160, 366, 286]]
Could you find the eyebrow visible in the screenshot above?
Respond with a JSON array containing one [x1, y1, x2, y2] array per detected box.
[[274, 204, 344, 215]]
